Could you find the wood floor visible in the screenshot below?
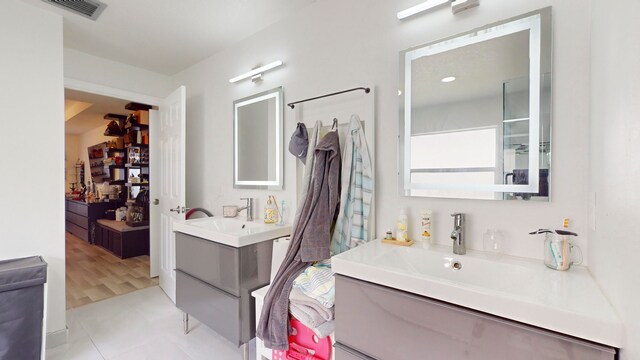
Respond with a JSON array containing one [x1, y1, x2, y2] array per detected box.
[[66, 232, 158, 309]]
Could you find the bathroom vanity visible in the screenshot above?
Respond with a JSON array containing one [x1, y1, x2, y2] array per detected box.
[[175, 232, 272, 345], [332, 240, 621, 359], [173, 217, 291, 347]]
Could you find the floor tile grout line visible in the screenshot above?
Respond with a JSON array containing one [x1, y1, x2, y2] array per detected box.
[[72, 308, 106, 360]]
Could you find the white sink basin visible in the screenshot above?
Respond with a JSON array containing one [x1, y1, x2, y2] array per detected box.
[[332, 240, 622, 348], [173, 217, 291, 248]]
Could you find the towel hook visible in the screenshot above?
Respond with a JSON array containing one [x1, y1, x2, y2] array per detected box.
[[331, 118, 338, 130]]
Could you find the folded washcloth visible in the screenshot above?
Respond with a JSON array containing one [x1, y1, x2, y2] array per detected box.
[[293, 263, 335, 308], [289, 288, 334, 320], [289, 303, 326, 329], [289, 287, 336, 339]]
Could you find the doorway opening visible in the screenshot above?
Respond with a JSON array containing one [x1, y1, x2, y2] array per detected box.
[[64, 88, 156, 309]]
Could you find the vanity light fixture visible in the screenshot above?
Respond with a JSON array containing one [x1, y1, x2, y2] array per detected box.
[[229, 60, 284, 83], [397, 0, 479, 19], [397, 0, 449, 20], [441, 76, 456, 83]]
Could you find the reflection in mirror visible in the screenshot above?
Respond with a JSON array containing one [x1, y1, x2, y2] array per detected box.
[[400, 8, 552, 200], [234, 87, 283, 189]]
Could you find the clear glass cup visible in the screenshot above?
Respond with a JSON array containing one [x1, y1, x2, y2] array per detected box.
[[483, 229, 504, 257], [544, 233, 582, 271]]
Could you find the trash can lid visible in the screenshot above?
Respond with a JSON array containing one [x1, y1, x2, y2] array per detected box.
[[0, 256, 47, 292]]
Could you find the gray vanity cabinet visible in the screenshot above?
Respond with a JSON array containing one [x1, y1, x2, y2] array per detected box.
[[335, 275, 616, 360], [175, 232, 273, 346]]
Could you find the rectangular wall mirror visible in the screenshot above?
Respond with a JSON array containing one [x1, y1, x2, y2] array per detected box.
[[234, 87, 283, 189], [399, 8, 552, 200]]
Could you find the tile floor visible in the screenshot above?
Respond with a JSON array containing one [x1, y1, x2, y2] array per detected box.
[[47, 286, 256, 360]]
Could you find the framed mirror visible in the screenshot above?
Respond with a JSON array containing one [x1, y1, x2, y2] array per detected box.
[[399, 8, 552, 200], [233, 87, 283, 189]]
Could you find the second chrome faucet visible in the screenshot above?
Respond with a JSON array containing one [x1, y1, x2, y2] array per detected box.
[[450, 213, 466, 255]]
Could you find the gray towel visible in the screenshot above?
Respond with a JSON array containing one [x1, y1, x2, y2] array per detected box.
[[289, 288, 335, 340], [289, 288, 334, 323], [311, 320, 335, 339], [256, 131, 341, 350]]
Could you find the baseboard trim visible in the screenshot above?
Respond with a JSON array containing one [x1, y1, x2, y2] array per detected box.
[[46, 327, 69, 349]]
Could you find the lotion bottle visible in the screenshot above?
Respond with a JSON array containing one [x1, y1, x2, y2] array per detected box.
[[421, 210, 433, 244], [396, 208, 409, 242]]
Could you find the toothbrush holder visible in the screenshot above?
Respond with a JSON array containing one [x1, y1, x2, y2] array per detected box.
[[543, 233, 583, 271]]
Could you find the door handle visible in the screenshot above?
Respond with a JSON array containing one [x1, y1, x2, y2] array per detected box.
[[170, 206, 181, 213], [153, 199, 159, 205], [182, 207, 191, 213]]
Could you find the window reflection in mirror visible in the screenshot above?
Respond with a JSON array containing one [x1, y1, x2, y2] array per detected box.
[[400, 8, 552, 200]]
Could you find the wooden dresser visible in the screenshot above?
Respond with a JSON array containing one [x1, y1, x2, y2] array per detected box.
[[65, 199, 119, 243]]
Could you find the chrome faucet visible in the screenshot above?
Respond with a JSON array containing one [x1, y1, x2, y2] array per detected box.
[[450, 213, 466, 255], [238, 198, 253, 221]]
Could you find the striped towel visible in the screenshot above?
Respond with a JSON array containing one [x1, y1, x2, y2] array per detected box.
[[292, 262, 335, 308], [330, 115, 374, 256]]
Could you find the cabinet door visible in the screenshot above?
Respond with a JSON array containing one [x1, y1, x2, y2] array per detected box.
[[110, 231, 122, 257], [335, 276, 616, 360], [95, 225, 103, 247]]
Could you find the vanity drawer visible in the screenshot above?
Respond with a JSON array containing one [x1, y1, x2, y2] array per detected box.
[[66, 211, 88, 229], [334, 343, 375, 360], [176, 270, 241, 345], [335, 275, 616, 360], [67, 201, 88, 217], [176, 233, 240, 296]]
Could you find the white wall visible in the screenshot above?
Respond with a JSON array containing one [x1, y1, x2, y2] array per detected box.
[[174, 0, 591, 262], [588, 0, 640, 358], [64, 48, 174, 100], [65, 134, 81, 191], [0, 0, 66, 337]]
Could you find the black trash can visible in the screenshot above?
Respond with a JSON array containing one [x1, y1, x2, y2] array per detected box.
[[0, 256, 47, 360]]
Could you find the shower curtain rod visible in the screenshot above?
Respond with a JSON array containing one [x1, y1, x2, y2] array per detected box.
[[287, 87, 370, 109]]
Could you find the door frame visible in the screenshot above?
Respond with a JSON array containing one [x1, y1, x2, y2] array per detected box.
[[63, 77, 164, 277], [65, 78, 163, 107]]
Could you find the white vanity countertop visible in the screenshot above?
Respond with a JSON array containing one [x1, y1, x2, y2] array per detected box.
[[173, 217, 291, 248], [332, 240, 622, 348]]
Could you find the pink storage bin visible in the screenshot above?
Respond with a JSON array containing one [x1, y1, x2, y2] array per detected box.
[[272, 317, 332, 360]]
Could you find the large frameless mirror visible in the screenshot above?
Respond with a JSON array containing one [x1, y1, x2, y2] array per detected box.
[[233, 87, 283, 189], [399, 8, 552, 200]]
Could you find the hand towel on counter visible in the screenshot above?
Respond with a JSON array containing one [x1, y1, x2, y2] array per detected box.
[[256, 131, 341, 350], [292, 262, 335, 309], [331, 115, 374, 256]]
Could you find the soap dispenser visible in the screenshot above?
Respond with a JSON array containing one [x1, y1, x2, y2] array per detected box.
[[264, 195, 278, 224]]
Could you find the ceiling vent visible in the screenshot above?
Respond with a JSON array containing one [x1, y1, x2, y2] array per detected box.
[[42, 0, 107, 21]]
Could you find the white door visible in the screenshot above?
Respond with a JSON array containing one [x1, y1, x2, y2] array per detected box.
[[150, 86, 186, 303]]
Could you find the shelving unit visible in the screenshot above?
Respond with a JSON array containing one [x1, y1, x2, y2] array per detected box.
[[87, 143, 109, 182], [120, 106, 150, 200]]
